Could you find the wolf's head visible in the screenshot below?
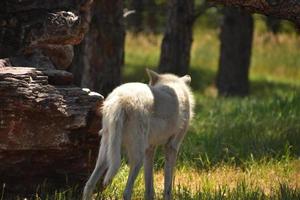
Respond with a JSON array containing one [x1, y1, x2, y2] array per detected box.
[[146, 68, 195, 120], [146, 68, 191, 86]]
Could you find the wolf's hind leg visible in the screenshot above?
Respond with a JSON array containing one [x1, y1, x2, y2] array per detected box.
[[163, 142, 178, 200], [163, 123, 189, 200], [123, 144, 144, 200], [82, 133, 108, 200], [123, 158, 143, 200], [144, 146, 156, 200]]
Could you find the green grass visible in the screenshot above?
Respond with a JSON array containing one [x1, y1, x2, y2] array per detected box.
[[120, 21, 300, 199], [3, 18, 300, 199]]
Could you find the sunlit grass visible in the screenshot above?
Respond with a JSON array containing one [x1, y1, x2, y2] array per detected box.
[[98, 159, 299, 199], [120, 19, 300, 199]]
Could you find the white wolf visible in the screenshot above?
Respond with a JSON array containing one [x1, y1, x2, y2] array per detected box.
[[82, 69, 194, 200]]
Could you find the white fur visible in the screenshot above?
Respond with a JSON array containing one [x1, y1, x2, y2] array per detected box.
[[83, 69, 194, 200]]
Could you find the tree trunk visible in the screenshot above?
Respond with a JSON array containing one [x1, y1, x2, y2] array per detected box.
[[127, 0, 144, 33], [158, 0, 194, 76], [216, 7, 254, 97], [209, 0, 300, 28], [144, 0, 159, 33], [266, 17, 281, 34], [70, 0, 125, 96], [126, 0, 160, 34]]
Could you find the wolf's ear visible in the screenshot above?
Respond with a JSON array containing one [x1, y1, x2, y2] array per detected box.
[[181, 75, 191, 85], [146, 68, 159, 85]]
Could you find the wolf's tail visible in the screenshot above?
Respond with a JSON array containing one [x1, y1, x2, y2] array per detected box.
[[102, 101, 125, 186]]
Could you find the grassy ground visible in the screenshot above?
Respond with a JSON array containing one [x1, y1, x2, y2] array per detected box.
[[4, 19, 300, 199], [108, 20, 300, 199]]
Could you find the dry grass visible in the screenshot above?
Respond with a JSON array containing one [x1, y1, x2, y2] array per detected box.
[[154, 160, 300, 195]]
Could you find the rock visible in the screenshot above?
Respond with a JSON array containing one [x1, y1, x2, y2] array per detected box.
[[0, 59, 10, 68], [0, 66, 102, 194], [0, 0, 106, 195], [40, 45, 74, 69], [8, 50, 56, 69], [0, 0, 93, 57], [0, 0, 93, 71]]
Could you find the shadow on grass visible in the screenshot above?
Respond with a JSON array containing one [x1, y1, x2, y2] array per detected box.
[[123, 64, 300, 97], [189, 66, 216, 92], [124, 65, 300, 169], [123, 64, 150, 83], [123, 64, 216, 92], [178, 79, 300, 169], [251, 78, 300, 97]]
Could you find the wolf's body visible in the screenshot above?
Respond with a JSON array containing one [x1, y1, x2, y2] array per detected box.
[[83, 69, 194, 200]]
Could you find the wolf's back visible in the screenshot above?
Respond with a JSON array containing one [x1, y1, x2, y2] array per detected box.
[[104, 83, 154, 114]]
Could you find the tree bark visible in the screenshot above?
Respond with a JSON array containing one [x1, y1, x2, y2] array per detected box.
[[158, 0, 194, 76], [266, 17, 281, 34], [70, 0, 125, 96], [216, 7, 254, 97], [210, 0, 300, 27], [144, 0, 160, 33], [126, 0, 160, 34], [128, 0, 144, 33]]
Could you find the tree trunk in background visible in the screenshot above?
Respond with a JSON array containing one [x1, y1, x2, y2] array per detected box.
[[158, 0, 194, 76], [266, 17, 281, 35], [70, 0, 125, 96], [144, 0, 159, 33], [127, 0, 160, 34], [216, 7, 254, 97], [128, 0, 144, 33]]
